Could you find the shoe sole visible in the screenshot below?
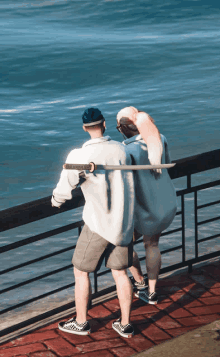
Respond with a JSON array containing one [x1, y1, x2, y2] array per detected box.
[[134, 292, 158, 304], [58, 323, 91, 335], [112, 324, 134, 338]]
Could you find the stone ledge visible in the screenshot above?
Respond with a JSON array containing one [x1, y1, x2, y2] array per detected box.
[[132, 319, 220, 357]]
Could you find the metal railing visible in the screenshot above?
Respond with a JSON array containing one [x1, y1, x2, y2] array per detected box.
[[0, 148, 220, 336]]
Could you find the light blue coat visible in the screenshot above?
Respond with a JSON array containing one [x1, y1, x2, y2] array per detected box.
[[123, 134, 177, 236]]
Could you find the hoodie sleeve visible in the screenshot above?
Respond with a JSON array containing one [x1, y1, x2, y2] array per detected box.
[[51, 150, 80, 208]]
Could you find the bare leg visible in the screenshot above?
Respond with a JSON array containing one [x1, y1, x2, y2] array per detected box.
[[74, 266, 90, 324], [129, 250, 144, 283], [143, 233, 161, 294], [148, 279, 157, 294], [111, 269, 133, 326]]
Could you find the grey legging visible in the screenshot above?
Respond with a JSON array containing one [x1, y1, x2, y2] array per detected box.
[[143, 233, 161, 280]]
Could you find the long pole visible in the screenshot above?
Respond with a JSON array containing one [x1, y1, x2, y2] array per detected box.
[[63, 162, 176, 172]]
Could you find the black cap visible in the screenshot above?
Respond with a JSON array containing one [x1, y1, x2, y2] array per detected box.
[[82, 108, 105, 127]]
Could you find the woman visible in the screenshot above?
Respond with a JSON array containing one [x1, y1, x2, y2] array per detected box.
[[116, 107, 177, 304]]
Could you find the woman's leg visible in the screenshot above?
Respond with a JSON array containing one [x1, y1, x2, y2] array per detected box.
[[129, 249, 144, 283], [143, 233, 161, 294], [128, 229, 145, 284]]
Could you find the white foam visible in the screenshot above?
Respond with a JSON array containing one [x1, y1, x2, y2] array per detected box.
[[0, 109, 18, 113], [107, 100, 128, 104], [68, 105, 86, 109], [45, 131, 59, 135], [43, 100, 65, 105]]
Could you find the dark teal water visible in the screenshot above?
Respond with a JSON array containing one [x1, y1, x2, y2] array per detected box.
[[0, 0, 220, 209], [0, 1, 220, 310]]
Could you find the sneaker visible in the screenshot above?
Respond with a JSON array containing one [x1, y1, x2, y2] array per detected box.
[[112, 318, 134, 338], [58, 317, 91, 335], [135, 290, 158, 305], [133, 278, 148, 291]]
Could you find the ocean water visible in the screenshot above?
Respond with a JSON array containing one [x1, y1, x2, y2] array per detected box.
[[0, 0, 220, 311]]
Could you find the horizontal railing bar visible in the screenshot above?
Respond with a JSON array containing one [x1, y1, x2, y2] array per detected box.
[[197, 199, 220, 210], [159, 249, 220, 275], [0, 264, 73, 295], [1, 249, 220, 326], [198, 216, 220, 226], [161, 245, 183, 254], [139, 256, 146, 262], [0, 149, 219, 233], [0, 250, 220, 322], [0, 244, 76, 276], [161, 228, 182, 236], [63, 242, 178, 283], [137, 245, 183, 262], [175, 210, 182, 216], [0, 220, 83, 254], [168, 148, 220, 180], [133, 227, 182, 246], [133, 238, 143, 245], [0, 282, 120, 338], [0, 187, 85, 233], [0, 281, 76, 317], [198, 233, 220, 244], [176, 179, 220, 197], [96, 268, 111, 277]]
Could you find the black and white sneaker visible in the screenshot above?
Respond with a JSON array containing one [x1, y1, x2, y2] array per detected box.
[[112, 318, 134, 338], [135, 290, 158, 305], [58, 317, 91, 335], [133, 278, 148, 291]]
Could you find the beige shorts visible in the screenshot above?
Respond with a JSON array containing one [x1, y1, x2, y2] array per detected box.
[[72, 224, 133, 272]]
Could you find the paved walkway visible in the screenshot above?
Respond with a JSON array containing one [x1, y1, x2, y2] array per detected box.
[[0, 258, 220, 357]]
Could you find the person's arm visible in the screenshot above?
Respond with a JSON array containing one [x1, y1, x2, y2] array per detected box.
[[135, 112, 163, 173], [51, 151, 80, 208]]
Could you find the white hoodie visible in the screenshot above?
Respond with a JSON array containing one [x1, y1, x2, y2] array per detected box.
[[52, 136, 135, 246]]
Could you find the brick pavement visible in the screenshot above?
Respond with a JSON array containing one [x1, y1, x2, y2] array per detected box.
[[0, 258, 220, 357]]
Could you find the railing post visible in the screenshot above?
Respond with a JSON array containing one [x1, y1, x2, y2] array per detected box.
[[188, 263, 193, 273], [194, 190, 198, 259], [94, 271, 98, 294], [187, 174, 191, 189], [181, 194, 186, 263]]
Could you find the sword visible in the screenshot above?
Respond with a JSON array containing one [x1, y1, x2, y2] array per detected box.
[[63, 162, 176, 173]]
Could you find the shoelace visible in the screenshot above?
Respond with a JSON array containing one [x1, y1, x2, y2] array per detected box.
[[65, 319, 87, 329], [121, 323, 132, 331], [148, 292, 156, 297]]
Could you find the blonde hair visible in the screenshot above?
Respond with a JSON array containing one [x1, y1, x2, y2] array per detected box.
[[117, 107, 163, 174]]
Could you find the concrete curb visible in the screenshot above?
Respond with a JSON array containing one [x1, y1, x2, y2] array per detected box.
[[132, 319, 220, 357]]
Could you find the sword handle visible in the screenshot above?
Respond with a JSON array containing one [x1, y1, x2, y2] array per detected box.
[[63, 162, 96, 172]]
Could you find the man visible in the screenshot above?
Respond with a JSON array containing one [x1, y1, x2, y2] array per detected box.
[[116, 106, 177, 304], [51, 108, 135, 338]]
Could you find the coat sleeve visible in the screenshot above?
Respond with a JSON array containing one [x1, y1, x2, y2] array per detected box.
[[51, 150, 80, 208]]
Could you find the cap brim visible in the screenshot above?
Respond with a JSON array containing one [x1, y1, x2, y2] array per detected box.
[[83, 118, 105, 127]]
